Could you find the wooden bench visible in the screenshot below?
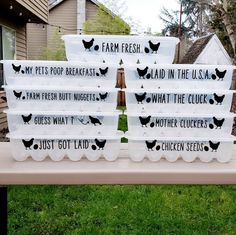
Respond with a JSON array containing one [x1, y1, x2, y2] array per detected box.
[[0, 142, 236, 185]]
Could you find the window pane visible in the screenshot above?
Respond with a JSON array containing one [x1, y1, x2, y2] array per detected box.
[[2, 26, 16, 59]]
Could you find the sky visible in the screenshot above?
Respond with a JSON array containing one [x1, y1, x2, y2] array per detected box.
[[99, 0, 180, 34]]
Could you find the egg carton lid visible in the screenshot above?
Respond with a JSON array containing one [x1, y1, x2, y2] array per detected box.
[[3, 85, 119, 92], [7, 131, 124, 140], [125, 88, 236, 94], [125, 111, 236, 118], [1, 59, 118, 67], [61, 34, 180, 41], [123, 64, 236, 69], [125, 133, 236, 142], [4, 109, 121, 116]]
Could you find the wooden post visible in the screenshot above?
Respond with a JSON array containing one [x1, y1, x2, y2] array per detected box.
[[117, 90, 126, 107], [116, 68, 126, 107], [0, 187, 7, 235]]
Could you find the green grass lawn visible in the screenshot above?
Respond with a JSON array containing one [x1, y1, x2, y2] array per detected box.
[[8, 185, 236, 235]]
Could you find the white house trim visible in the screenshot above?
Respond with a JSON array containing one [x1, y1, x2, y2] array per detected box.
[[77, 0, 86, 34]]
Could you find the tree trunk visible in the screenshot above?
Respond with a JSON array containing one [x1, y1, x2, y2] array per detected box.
[[218, 0, 236, 60]]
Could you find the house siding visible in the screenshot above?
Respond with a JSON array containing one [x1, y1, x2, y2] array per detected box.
[[86, 0, 98, 21], [47, 0, 77, 50], [27, 23, 47, 59], [27, 0, 78, 60], [16, 0, 48, 23], [27, 0, 102, 59], [16, 25, 27, 59]]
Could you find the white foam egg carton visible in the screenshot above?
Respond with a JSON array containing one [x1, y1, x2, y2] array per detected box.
[[124, 64, 235, 90], [125, 88, 235, 114], [126, 135, 236, 163], [127, 112, 236, 137], [7, 133, 123, 162], [5, 110, 121, 135], [62, 35, 179, 64], [4, 85, 118, 112], [1, 60, 118, 88]]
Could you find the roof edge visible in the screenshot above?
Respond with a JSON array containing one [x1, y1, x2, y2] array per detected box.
[[49, 0, 113, 16], [49, 0, 129, 28]]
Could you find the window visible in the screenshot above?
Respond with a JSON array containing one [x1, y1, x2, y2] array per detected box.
[[0, 25, 16, 89], [2, 26, 16, 60]]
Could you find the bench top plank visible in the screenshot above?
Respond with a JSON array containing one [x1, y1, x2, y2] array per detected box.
[[0, 143, 236, 185]]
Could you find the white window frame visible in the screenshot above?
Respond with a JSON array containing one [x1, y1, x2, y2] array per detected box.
[[0, 24, 16, 89]]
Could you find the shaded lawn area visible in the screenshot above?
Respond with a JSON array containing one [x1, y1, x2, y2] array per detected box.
[[8, 185, 236, 235]]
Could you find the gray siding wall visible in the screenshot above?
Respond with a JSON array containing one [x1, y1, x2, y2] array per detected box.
[[27, 23, 47, 59], [16, 24, 27, 59], [86, 0, 98, 21], [47, 0, 77, 50], [27, 0, 78, 60], [27, 0, 100, 59]]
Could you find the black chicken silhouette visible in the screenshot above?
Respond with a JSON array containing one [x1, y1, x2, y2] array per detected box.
[[22, 138, 34, 150], [99, 92, 108, 101], [145, 140, 157, 151], [13, 90, 22, 99], [95, 139, 106, 150], [82, 38, 94, 51], [148, 41, 160, 53], [215, 68, 227, 81], [213, 117, 225, 129], [22, 114, 32, 124], [12, 63, 21, 73], [213, 93, 225, 105], [137, 67, 149, 78], [99, 67, 108, 76], [89, 116, 102, 126], [209, 141, 220, 152], [135, 92, 147, 104], [139, 116, 151, 127]]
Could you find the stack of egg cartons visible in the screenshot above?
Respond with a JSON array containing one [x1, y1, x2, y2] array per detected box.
[[3, 34, 235, 163], [3, 60, 122, 161], [124, 56, 236, 162]]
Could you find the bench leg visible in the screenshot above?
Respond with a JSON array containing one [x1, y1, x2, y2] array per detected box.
[[0, 186, 7, 235]]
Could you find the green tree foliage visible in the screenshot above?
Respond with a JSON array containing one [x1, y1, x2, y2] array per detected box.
[[160, 0, 210, 38], [210, 7, 233, 56], [160, 7, 192, 38], [181, 0, 210, 36], [40, 30, 66, 61], [83, 4, 130, 35], [209, 0, 236, 59]]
